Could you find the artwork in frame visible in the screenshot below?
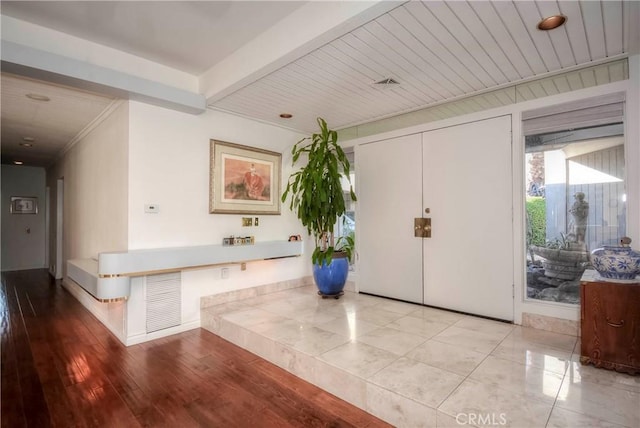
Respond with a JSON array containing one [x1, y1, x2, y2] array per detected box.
[[10, 196, 38, 214], [210, 140, 282, 214]]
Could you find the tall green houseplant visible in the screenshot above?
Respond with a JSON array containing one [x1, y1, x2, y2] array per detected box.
[[282, 118, 356, 267]]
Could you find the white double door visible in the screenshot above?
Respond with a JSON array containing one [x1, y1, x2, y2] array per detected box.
[[358, 116, 514, 321]]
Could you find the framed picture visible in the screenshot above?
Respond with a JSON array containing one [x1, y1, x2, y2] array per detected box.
[[11, 196, 38, 214], [210, 140, 282, 214]]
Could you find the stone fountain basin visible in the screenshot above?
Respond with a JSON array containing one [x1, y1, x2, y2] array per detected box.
[[530, 246, 589, 280], [530, 246, 589, 263]]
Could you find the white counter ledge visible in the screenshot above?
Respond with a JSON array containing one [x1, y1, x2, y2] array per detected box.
[[68, 240, 304, 301]]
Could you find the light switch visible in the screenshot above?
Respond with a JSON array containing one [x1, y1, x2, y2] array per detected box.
[[145, 204, 159, 213]]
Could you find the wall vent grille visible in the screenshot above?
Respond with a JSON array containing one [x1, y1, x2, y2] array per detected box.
[[146, 272, 181, 333], [374, 77, 399, 85]]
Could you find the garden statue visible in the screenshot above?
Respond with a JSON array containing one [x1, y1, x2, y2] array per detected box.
[[530, 191, 590, 281], [568, 192, 589, 244]]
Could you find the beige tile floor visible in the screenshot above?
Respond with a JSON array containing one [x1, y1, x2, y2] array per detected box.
[[201, 286, 640, 428]]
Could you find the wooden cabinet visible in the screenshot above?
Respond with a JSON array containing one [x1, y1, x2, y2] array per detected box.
[[580, 279, 640, 374]]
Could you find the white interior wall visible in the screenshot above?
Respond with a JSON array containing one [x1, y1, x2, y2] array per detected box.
[[126, 102, 312, 339], [626, 54, 640, 245], [48, 101, 129, 339], [127, 101, 310, 249], [1, 165, 47, 271], [48, 101, 129, 264]]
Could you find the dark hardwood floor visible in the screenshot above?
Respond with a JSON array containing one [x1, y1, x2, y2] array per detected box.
[[1, 269, 390, 428]]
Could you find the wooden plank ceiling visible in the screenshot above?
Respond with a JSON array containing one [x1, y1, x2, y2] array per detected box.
[[211, 0, 633, 133]]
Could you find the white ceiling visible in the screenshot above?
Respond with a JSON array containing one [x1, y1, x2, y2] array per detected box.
[[216, 0, 636, 131], [0, 1, 305, 74], [0, 1, 305, 167], [1, 0, 638, 167], [1, 74, 116, 167]]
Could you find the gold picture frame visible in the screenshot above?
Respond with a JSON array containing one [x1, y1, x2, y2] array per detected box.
[[209, 140, 281, 215]]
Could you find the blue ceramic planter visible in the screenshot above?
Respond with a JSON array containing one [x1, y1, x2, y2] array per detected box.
[[313, 257, 349, 295]]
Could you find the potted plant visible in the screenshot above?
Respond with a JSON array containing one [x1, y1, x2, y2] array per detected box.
[[336, 230, 355, 265], [282, 118, 356, 296]]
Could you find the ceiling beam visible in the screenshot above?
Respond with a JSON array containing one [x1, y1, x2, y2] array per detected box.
[[2, 41, 206, 115], [200, 0, 405, 105]]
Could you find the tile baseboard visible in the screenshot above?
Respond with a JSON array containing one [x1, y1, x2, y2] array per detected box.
[[522, 312, 579, 336], [200, 276, 314, 309]]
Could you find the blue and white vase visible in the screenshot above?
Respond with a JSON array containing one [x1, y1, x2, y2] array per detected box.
[[590, 237, 640, 281]]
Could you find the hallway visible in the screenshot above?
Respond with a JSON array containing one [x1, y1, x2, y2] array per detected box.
[[0, 269, 389, 427]]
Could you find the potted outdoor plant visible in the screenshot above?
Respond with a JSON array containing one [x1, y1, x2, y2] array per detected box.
[[282, 118, 356, 297]]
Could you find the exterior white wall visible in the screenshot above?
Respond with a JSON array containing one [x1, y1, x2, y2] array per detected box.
[[350, 69, 638, 325], [126, 102, 312, 340], [1, 165, 47, 271]]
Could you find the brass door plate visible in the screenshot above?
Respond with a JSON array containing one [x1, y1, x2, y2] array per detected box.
[[414, 217, 432, 238]]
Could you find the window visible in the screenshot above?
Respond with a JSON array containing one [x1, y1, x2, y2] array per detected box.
[[338, 151, 355, 268], [525, 124, 625, 305]]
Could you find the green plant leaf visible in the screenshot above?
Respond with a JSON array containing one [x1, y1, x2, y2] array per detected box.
[[281, 117, 357, 267]]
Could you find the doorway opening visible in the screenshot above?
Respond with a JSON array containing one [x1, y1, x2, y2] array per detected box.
[[55, 178, 64, 280]]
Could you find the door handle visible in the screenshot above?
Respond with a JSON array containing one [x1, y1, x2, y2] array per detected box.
[[606, 318, 625, 328], [414, 218, 431, 238]]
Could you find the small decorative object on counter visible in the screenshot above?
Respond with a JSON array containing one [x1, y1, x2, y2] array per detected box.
[[288, 235, 302, 242], [590, 237, 640, 282], [222, 236, 255, 246]]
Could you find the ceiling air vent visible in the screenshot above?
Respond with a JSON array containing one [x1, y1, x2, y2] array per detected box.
[[374, 78, 400, 85]]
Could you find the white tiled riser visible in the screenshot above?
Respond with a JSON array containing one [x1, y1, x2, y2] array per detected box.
[[201, 286, 640, 428]]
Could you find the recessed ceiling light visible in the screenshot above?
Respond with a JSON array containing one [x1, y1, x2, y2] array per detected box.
[[537, 15, 567, 31], [23, 136, 35, 142], [20, 142, 33, 147], [279, 113, 293, 119], [13, 161, 24, 165], [26, 93, 51, 102]]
